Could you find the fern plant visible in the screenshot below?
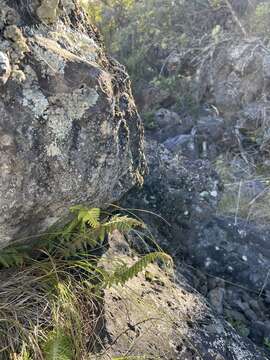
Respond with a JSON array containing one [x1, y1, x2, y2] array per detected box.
[[103, 252, 172, 288], [0, 207, 145, 267], [0, 245, 30, 268], [0, 205, 173, 360], [42, 328, 73, 360], [55, 206, 145, 258]]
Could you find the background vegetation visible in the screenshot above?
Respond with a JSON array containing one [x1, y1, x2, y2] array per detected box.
[[83, 0, 270, 91]]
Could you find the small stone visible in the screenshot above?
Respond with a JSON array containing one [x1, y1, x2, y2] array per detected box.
[[200, 191, 209, 198], [208, 287, 225, 314], [210, 190, 218, 198]]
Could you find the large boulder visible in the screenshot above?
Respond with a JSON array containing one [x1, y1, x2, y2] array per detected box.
[[197, 39, 270, 157], [0, 0, 145, 248], [197, 40, 270, 116]]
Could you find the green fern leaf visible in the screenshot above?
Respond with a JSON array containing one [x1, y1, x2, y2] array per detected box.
[[105, 252, 172, 287], [43, 329, 73, 360], [77, 207, 101, 229], [52, 208, 145, 258], [0, 246, 30, 268], [102, 215, 144, 234]]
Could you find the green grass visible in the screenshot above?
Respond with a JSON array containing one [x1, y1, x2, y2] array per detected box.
[[0, 206, 171, 360], [214, 154, 270, 225]]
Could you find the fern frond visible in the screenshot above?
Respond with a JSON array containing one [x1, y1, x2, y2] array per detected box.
[[77, 208, 101, 229], [0, 246, 30, 268], [57, 212, 144, 257], [105, 252, 172, 287], [102, 215, 144, 234], [70, 206, 100, 229], [43, 328, 73, 360]]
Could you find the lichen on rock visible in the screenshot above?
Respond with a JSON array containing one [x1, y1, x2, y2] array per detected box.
[[0, 51, 11, 85], [0, 0, 145, 248]]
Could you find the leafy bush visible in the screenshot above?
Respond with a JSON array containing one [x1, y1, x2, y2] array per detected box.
[[81, 0, 270, 116]]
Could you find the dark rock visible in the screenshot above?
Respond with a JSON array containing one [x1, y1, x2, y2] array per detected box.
[[198, 41, 268, 114], [151, 109, 194, 142], [208, 287, 225, 314], [250, 321, 270, 346], [183, 217, 270, 292], [195, 115, 226, 158], [197, 40, 270, 160], [265, 291, 270, 305], [163, 134, 197, 158], [235, 301, 258, 321]]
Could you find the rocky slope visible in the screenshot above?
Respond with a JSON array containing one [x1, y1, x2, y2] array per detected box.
[[0, 0, 145, 249], [91, 231, 268, 359], [0, 1, 269, 359], [123, 38, 270, 354]]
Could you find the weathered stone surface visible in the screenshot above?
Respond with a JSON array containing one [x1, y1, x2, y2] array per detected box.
[[123, 137, 270, 352], [185, 216, 270, 293], [197, 40, 270, 156], [0, 1, 145, 248], [91, 231, 268, 359]]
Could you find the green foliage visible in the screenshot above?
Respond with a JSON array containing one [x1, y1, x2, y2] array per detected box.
[[0, 245, 30, 268], [73, 206, 101, 229], [143, 110, 157, 130], [104, 252, 172, 287], [79, 0, 270, 122], [228, 318, 250, 337], [43, 328, 73, 360], [55, 207, 144, 257], [264, 337, 270, 349], [0, 206, 171, 359], [0, 207, 144, 267]]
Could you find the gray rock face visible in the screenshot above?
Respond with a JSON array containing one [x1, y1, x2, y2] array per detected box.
[[124, 139, 221, 249], [93, 231, 268, 360], [198, 41, 270, 114], [186, 216, 270, 293], [123, 137, 270, 353], [0, 1, 145, 248], [197, 40, 270, 156]]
